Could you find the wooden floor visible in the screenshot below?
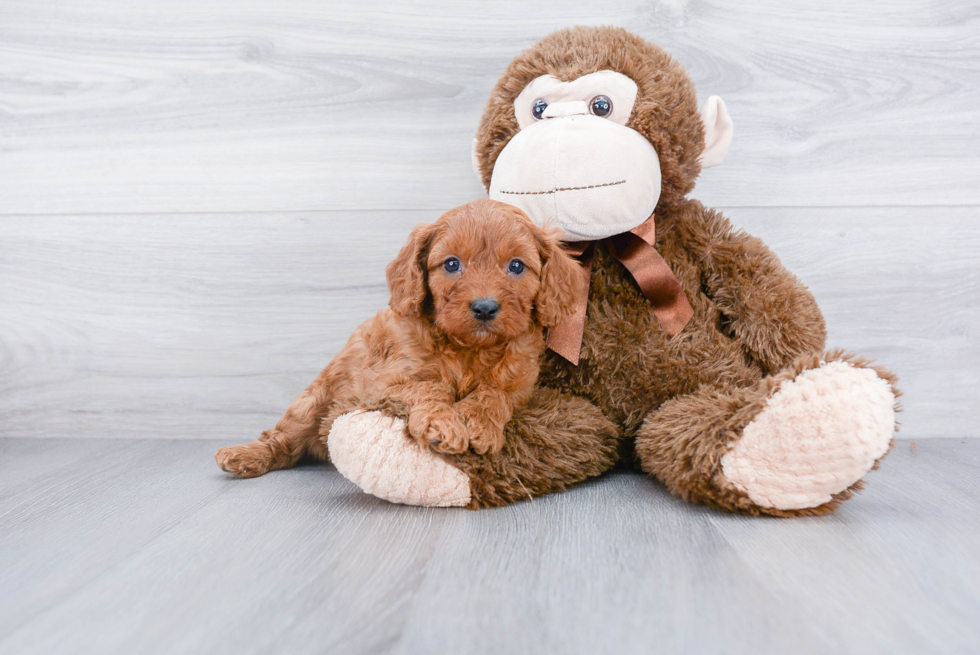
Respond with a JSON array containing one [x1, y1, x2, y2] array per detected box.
[[1, 437, 978, 654]]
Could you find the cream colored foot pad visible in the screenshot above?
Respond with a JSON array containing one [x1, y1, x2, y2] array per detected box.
[[327, 411, 471, 507], [721, 361, 895, 510]]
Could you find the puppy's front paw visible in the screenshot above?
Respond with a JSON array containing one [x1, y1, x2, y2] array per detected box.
[[457, 407, 505, 455], [408, 409, 469, 454], [216, 443, 273, 478], [467, 428, 505, 455]]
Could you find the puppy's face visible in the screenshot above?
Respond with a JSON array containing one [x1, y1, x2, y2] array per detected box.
[[426, 205, 543, 346], [387, 200, 583, 347]]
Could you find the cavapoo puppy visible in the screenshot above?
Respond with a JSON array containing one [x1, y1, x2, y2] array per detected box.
[[216, 199, 583, 478]]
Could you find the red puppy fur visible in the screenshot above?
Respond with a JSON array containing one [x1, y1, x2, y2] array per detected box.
[[216, 199, 583, 478]]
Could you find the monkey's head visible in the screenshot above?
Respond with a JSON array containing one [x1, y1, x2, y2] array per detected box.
[[472, 26, 733, 242]]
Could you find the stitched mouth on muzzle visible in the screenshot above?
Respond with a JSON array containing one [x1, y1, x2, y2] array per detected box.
[[497, 180, 626, 196]]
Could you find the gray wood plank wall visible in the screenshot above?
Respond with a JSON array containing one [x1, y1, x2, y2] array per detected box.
[[2, 0, 978, 440]]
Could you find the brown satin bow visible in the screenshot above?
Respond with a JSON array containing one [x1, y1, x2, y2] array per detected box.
[[547, 214, 694, 365]]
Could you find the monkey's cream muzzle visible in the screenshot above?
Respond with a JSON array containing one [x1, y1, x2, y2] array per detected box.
[[487, 71, 661, 241], [480, 70, 732, 243], [489, 112, 661, 241]]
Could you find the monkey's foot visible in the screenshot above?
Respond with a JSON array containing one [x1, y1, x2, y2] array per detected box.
[[327, 411, 472, 507], [720, 360, 896, 511]]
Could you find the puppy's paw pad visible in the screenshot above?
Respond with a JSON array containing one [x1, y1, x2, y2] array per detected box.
[[427, 421, 469, 454], [468, 429, 505, 455], [215, 445, 272, 478]]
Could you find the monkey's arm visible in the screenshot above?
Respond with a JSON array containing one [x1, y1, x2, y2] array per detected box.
[[684, 203, 827, 374]]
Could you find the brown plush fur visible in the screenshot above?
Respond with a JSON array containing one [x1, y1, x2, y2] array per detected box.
[[444, 26, 901, 515], [215, 200, 583, 477]]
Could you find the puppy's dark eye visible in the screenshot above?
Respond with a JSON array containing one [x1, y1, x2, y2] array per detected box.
[[532, 99, 548, 120], [443, 258, 461, 273], [590, 95, 612, 118], [507, 259, 526, 275]]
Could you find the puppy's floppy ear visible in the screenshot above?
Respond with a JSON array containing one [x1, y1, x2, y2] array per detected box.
[[534, 227, 585, 328], [387, 222, 438, 317]]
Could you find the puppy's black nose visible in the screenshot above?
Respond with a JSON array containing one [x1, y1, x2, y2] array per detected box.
[[470, 298, 500, 322]]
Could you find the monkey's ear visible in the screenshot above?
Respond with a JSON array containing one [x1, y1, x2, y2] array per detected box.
[[471, 137, 488, 192], [534, 229, 586, 328], [698, 96, 734, 168], [387, 222, 437, 317]]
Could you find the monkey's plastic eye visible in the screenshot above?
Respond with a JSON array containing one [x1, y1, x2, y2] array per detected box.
[[532, 99, 548, 120], [507, 259, 526, 275], [590, 95, 612, 118], [443, 258, 461, 273]]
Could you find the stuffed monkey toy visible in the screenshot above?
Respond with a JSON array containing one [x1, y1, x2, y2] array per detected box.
[[323, 26, 900, 516]]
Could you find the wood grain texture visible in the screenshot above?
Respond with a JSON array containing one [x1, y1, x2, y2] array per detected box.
[[0, 437, 977, 654], [2, 207, 976, 441], [1, 0, 979, 213]]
